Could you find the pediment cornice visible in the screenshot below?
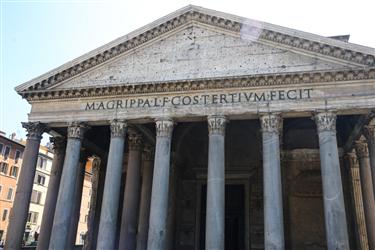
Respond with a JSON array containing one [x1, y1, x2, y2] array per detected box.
[[22, 67, 375, 101], [15, 5, 375, 95]]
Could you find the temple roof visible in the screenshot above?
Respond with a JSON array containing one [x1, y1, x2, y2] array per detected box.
[[15, 5, 375, 97]]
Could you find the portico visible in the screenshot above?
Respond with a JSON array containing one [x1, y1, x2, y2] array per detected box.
[[6, 5, 375, 250]]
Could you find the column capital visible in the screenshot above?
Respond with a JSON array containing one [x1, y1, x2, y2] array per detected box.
[[128, 129, 143, 151], [142, 144, 155, 161], [355, 138, 369, 159], [260, 113, 282, 134], [67, 122, 89, 139], [110, 120, 127, 138], [50, 136, 66, 153], [22, 122, 48, 141], [364, 124, 375, 141], [346, 151, 359, 168], [314, 111, 337, 133], [155, 118, 174, 137], [207, 115, 227, 135]]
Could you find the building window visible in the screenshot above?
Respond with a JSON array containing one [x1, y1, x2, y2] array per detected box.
[[2, 209, 8, 221], [27, 212, 38, 224], [0, 162, 8, 174], [30, 190, 42, 204], [37, 157, 47, 170], [3, 146, 10, 160], [14, 150, 22, 163], [84, 215, 88, 223], [0, 143, 3, 155], [79, 232, 85, 244], [6, 187, 14, 200], [35, 174, 46, 186], [0, 185, 2, 194], [10, 166, 19, 178]]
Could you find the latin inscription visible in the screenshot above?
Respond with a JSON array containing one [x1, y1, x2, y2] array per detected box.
[[85, 88, 313, 111]]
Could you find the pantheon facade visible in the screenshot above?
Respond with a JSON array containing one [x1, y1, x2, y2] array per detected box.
[[6, 5, 375, 250]]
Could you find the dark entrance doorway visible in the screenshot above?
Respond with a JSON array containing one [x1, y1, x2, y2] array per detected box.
[[199, 184, 245, 250]]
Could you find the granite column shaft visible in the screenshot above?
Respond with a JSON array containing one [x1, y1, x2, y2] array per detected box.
[[260, 113, 284, 250], [5, 122, 46, 250], [96, 120, 127, 250], [314, 112, 349, 250], [205, 115, 227, 250], [147, 118, 174, 250], [49, 123, 88, 250], [119, 130, 143, 250], [37, 137, 66, 250]]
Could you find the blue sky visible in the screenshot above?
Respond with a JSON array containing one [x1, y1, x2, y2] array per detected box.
[[1, 0, 374, 144]]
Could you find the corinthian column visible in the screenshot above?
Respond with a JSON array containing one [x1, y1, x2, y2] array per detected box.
[[355, 138, 375, 249], [363, 124, 375, 195], [96, 120, 127, 250], [206, 115, 227, 250], [119, 129, 143, 250], [5, 122, 47, 250], [260, 113, 284, 250], [49, 122, 88, 250], [346, 152, 369, 250], [147, 118, 174, 250], [137, 145, 154, 250], [314, 111, 349, 250], [37, 137, 66, 250]]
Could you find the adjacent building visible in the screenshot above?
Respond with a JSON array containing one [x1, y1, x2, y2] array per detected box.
[[0, 132, 23, 242]]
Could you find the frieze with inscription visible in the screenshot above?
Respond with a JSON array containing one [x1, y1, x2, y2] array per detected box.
[[85, 88, 313, 111]]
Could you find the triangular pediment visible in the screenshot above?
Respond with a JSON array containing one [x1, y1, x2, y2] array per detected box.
[[16, 5, 375, 95], [51, 24, 358, 90]]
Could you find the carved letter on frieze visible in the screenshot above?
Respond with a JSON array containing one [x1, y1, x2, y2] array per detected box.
[[155, 118, 174, 137], [110, 120, 127, 138], [314, 111, 337, 133], [22, 122, 48, 141], [207, 115, 227, 135], [260, 113, 282, 134], [128, 129, 143, 151], [67, 122, 89, 139]]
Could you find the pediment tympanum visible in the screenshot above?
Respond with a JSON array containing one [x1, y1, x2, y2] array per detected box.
[[51, 25, 354, 90]]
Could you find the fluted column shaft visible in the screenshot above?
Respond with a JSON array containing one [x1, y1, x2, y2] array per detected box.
[[119, 130, 143, 250], [49, 123, 88, 250], [147, 118, 174, 250], [136, 145, 154, 250], [5, 122, 47, 250], [205, 115, 227, 250], [355, 139, 375, 249], [37, 137, 66, 250], [364, 124, 375, 195], [260, 114, 284, 250], [96, 120, 127, 250], [314, 112, 349, 250], [347, 152, 369, 250]]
